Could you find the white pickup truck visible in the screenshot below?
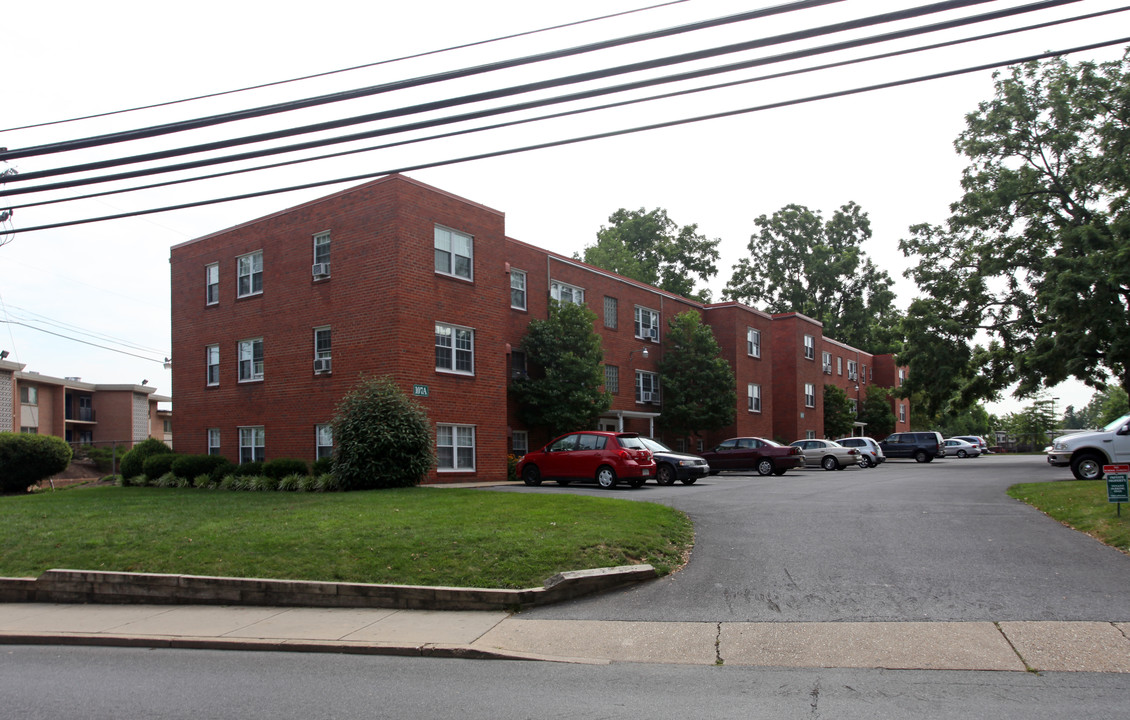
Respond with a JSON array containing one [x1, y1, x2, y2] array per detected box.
[[1046, 412, 1130, 480]]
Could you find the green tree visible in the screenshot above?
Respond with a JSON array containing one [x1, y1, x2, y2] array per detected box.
[[656, 311, 736, 438], [510, 301, 612, 436], [900, 52, 1130, 413], [1071, 387, 1130, 428], [332, 375, 434, 490], [936, 403, 996, 439], [0, 433, 73, 493], [724, 202, 901, 352], [580, 208, 720, 302], [823, 385, 855, 439], [859, 385, 897, 438], [1002, 397, 1058, 452], [119, 437, 173, 480]]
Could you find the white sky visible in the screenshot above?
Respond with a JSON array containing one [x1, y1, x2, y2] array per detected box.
[[3, 0, 1126, 419]]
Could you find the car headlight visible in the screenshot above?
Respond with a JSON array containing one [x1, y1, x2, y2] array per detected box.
[[1052, 442, 1067, 451]]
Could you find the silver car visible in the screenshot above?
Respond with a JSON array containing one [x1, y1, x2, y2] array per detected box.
[[790, 439, 861, 471], [943, 438, 981, 458], [835, 436, 886, 468]]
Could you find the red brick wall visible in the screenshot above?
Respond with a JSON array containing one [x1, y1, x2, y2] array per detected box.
[[769, 314, 824, 442]]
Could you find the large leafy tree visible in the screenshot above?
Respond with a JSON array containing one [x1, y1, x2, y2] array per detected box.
[[656, 311, 736, 438], [723, 202, 901, 352], [511, 301, 612, 436], [822, 385, 855, 439], [900, 51, 1130, 413], [859, 385, 897, 439], [580, 208, 720, 301]]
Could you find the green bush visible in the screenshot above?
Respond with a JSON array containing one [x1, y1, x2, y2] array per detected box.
[[120, 438, 173, 480], [142, 453, 179, 479], [232, 461, 263, 478], [332, 376, 435, 490], [0, 433, 73, 494], [277, 474, 303, 492], [312, 456, 334, 476], [81, 446, 122, 473], [262, 458, 309, 480], [172, 454, 232, 481]]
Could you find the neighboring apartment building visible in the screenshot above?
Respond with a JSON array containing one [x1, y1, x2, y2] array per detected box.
[[0, 357, 171, 449], [169, 174, 908, 483]]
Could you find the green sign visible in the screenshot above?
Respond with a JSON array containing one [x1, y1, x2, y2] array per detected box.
[[1108, 474, 1129, 504], [413, 384, 429, 397]]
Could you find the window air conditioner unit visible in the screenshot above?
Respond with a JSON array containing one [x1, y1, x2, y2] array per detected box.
[[640, 391, 654, 403], [648, 327, 659, 340], [823, 364, 832, 374], [314, 358, 332, 373], [312, 263, 330, 278]]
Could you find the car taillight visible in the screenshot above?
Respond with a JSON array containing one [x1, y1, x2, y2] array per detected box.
[[848, 449, 858, 455], [790, 447, 801, 455]]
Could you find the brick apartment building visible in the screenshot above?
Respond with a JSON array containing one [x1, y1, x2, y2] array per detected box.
[[169, 174, 908, 483], [0, 357, 171, 449]]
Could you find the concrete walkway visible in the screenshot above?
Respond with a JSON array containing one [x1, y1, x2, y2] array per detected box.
[[2, 603, 1128, 672]]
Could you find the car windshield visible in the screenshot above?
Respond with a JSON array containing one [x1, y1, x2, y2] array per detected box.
[[639, 437, 672, 453], [1102, 413, 1130, 432]]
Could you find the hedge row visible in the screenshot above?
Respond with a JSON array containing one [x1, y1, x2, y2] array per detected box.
[[121, 472, 342, 492]]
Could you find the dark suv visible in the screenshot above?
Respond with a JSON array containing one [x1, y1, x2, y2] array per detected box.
[[879, 431, 944, 463]]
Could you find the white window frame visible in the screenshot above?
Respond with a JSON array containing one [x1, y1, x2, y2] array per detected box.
[[512, 430, 528, 457], [806, 430, 817, 440], [435, 323, 474, 375], [804, 382, 816, 408], [747, 383, 762, 413], [837, 357, 843, 376], [239, 426, 265, 464], [635, 370, 660, 404], [207, 428, 221, 456], [850, 398, 859, 414], [861, 363, 868, 384], [510, 269, 527, 310], [847, 360, 858, 381], [237, 251, 263, 298], [604, 296, 618, 329], [747, 327, 761, 358], [900, 403, 907, 423], [550, 280, 584, 305], [822, 351, 832, 374], [316, 424, 333, 460], [437, 424, 476, 471], [434, 226, 473, 280], [313, 231, 331, 272], [206, 344, 220, 386], [314, 326, 332, 371], [20, 385, 38, 405], [634, 306, 660, 341], [205, 263, 219, 305], [238, 338, 264, 382], [803, 334, 815, 360], [899, 368, 906, 386]]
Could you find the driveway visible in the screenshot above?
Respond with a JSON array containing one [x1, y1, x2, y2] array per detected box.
[[493, 456, 1130, 622]]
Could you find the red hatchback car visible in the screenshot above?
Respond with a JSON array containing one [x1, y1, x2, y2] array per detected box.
[[517, 431, 656, 489]]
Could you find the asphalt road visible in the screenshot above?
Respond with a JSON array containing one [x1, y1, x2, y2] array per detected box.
[[494, 455, 1130, 623]]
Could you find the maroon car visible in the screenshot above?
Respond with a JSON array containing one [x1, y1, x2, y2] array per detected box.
[[517, 431, 655, 489], [700, 437, 805, 476]]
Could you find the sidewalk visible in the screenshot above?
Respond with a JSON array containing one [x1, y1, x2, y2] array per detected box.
[[2, 603, 1128, 672]]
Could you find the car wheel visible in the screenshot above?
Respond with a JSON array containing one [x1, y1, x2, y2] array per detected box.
[[772, 468, 788, 476], [656, 464, 676, 486], [628, 478, 645, 488], [1070, 453, 1105, 481], [522, 465, 542, 486], [596, 465, 618, 489], [866, 457, 877, 468], [757, 459, 775, 476], [680, 477, 697, 485], [858, 457, 869, 469], [555, 479, 571, 486], [957, 449, 968, 458], [914, 450, 930, 463], [821, 456, 838, 471]]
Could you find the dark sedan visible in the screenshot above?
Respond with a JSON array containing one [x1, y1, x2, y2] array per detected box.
[[700, 437, 805, 476], [639, 437, 710, 485]]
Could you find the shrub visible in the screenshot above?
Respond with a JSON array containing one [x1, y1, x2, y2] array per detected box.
[[251, 475, 279, 492], [154, 472, 179, 488], [277, 474, 303, 492], [312, 456, 334, 476], [332, 375, 435, 490], [218, 475, 237, 491], [315, 473, 342, 492], [82, 445, 121, 473], [262, 458, 309, 480], [120, 438, 173, 480], [0, 433, 73, 494], [232, 461, 263, 478], [143, 453, 180, 479], [192, 474, 216, 489], [172, 454, 232, 481]]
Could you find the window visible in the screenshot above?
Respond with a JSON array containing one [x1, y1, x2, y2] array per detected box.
[[635, 370, 659, 404], [803, 335, 815, 360], [316, 424, 333, 460], [511, 350, 527, 379], [603, 296, 618, 328], [512, 430, 528, 457], [163, 419, 172, 433], [804, 382, 815, 408], [837, 357, 843, 375], [510, 269, 526, 310], [747, 383, 762, 413], [437, 424, 475, 471], [206, 345, 220, 386], [206, 263, 219, 304], [806, 430, 817, 440], [207, 428, 221, 456], [898, 368, 906, 386], [19, 386, 37, 405], [899, 403, 907, 423], [747, 328, 761, 358], [822, 351, 832, 374], [237, 251, 263, 297], [313, 231, 331, 276], [550, 280, 584, 305], [635, 306, 660, 341], [847, 360, 858, 380], [239, 426, 265, 464], [435, 226, 472, 280], [850, 398, 859, 414], [314, 326, 332, 373], [238, 338, 264, 382], [20, 426, 37, 434], [435, 323, 474, 374], [605, 364, 619, 394]]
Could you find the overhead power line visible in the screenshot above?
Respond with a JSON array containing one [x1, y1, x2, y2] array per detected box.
[[0, 0, 846, 162], [8, 1, 1119, 206], [0, 0, 1049, 186], [0, 0, 692, 134], [0, 320, 169, 364], [6, 36, 1126, 236]]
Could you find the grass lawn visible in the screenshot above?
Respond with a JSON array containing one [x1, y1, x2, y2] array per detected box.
[[0, 486, 693, 589], [1008, 480, 1130, 554]]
